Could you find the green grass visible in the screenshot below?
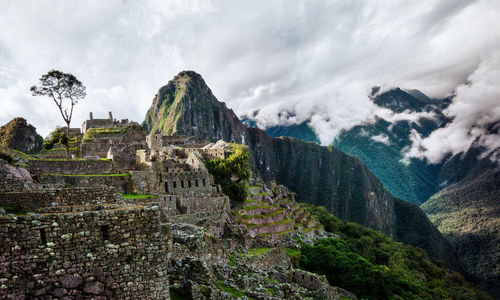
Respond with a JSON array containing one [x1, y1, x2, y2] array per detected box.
[[214, 280, 245, 297], [243, 247, 272, 257], [121, 193, 157, 199], [243, 204, 277, 210], [43, 172, 130, 177], [0, 205, 27, 215], [45, 147, 78, 151], [241, 209, 283, 219], [262, 218, 292, 227], [260, 229, 294, 236], [248, 185, 261, 189], [253, 192, 269, 196]]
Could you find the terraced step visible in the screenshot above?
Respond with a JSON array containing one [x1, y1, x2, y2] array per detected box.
[[248, 218, 294, 235], [241, 210, 285, 225]]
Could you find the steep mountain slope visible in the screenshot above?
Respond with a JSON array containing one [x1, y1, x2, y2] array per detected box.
[[422, 140, 500, 298], [142, 71, 459, 269], [0, 117, 43, 153]]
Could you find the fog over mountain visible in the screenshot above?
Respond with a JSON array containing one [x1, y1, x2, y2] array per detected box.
[[0, 0, 499, 164]]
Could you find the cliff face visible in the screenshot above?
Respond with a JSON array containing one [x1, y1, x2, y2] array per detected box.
[[0, 118, 43, 153], [142, 71, 458, 268]]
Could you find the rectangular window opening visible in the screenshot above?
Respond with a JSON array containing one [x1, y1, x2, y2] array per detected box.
[[40, 228, 47, 245], [101, 225, 110, 241]]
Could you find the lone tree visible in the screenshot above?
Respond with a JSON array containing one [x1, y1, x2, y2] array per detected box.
[[31, 70, 86, 158]]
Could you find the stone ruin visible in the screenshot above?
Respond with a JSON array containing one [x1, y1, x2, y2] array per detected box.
[[0, 111, 345, 299]]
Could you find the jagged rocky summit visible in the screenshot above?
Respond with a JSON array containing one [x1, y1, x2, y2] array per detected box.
[[141, 70, 460, 270]]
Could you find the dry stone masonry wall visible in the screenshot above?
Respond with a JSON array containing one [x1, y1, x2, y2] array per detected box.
[[0, 204, 170, 299], [0, 187, 120, 211]]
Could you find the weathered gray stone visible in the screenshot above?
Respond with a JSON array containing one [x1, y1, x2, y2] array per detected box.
[[61, 274, 82, 288], [83, 281, 105, 295]]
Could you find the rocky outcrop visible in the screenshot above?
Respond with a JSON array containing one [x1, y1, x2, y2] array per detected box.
[[0, 117, 43, 153], [0, 159, 33, 192]]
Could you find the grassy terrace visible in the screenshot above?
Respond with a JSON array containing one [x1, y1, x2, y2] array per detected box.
[[241, 209, 283, 219], [262, 218, 292, 227], [0, 205, 27, 215], [121, 193, 157, 199], [33, 158, 111, 161], [252, 192, 269, 196], [260, 229, 294, 236], [242, 247, 272, 258], [247, 185, 261, 189], [43, 172, 130, 177], [44, 147, 78, 151], [243, 203, 278, 210]]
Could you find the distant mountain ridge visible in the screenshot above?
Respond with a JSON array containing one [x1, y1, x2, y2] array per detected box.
[[243, 87, 500, 297], [141, 71, 460, 270]]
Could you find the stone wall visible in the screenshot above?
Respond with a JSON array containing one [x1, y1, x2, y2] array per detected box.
[[0, 187, 120, 211], [130, 171, 156, 194], [28, 159, 115, 175], [0, 175, 26, 192], [80, 142, 112, 158], [176, 196, 229, 214], [41, 174, 132, 193], [39, 149, 79, 159], [0, 204, 170, 299], [169, 210, 229, 237]]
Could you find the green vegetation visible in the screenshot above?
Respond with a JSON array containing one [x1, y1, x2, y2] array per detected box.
[[297, 205, 491, 300], [82, 127, 129, 141], [252, 192, 269, 196], [121, 193, 157, 199], [0, 152, 14, 163], [42, 127, 68, 150], [205, 144, 250, 203], [0, 205, 27, 215], [214, 280, 245, 297], [169, 288, 190, 300], [44, 173, 130, 177], [46, 147, 78, 151], [243, 247, 272, 257]]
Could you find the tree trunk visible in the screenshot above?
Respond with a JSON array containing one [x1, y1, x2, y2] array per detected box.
[[66, 123, 70, 159]]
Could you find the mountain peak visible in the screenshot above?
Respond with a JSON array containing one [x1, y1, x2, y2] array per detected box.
[[142, 71, 247, 142], [0, 117, 43, 153]]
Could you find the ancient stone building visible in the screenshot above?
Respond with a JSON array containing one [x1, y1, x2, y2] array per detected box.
[[81, 112, 138, 133]]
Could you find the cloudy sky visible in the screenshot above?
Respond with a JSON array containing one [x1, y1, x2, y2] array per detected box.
[[0, 0, 499, 162]]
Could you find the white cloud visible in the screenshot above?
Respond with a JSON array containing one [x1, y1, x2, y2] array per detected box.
[[404, 49, 500, 164], [0, 0, 498, 148], [371, 134, 391, 145]]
